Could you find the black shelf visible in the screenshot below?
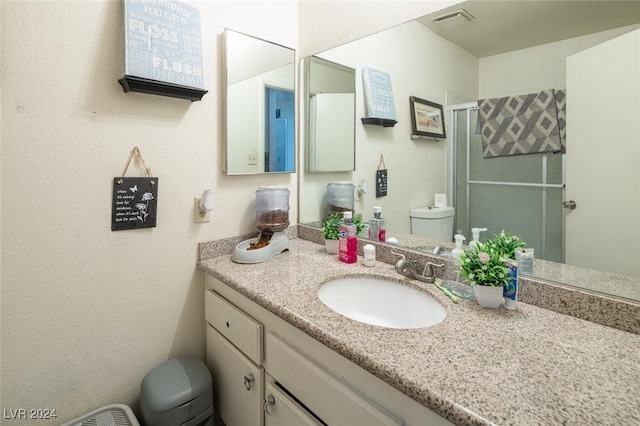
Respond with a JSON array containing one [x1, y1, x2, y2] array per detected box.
[[119, 75, 208, 102], [361, 117, 397, 127]]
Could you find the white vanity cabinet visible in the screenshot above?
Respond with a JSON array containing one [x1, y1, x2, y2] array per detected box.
[[205, 275, 454, 426], [263, 374, 324, 426], [206, 287, 322, 426], [205, 326, 263, 425], [205, 290, 264, 426]]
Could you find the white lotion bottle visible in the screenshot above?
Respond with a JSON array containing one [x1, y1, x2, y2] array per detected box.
[[363, 244, 376, 267], [469, 227, 487, 251], [451, 234, 466, 266]]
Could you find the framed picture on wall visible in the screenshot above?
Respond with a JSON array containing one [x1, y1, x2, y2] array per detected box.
[[409, 96, 446, 139]]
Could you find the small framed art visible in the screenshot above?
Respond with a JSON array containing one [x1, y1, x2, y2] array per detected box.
[[409, 96, 446, 139]]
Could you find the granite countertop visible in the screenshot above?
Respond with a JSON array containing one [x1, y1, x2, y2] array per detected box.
[[198, 238, 640, 426], [370, 231, 640, 302]]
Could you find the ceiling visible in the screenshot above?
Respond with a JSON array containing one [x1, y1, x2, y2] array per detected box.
[[418, 0, 640, 57]]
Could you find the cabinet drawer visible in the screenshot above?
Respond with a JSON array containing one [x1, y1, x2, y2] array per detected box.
[[264, 374, 324, 426], [206, 289, 263, 364], [206, 325, 264, 426], [266, 333, 402, 426]]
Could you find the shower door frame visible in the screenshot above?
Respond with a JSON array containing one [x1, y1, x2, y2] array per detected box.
[[448, 102, 566, 262]]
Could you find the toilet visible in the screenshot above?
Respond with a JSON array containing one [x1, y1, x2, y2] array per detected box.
[[410, 206, 455, 241]]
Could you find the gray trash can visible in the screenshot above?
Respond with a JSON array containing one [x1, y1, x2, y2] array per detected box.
[[139, 356, 213, 426]]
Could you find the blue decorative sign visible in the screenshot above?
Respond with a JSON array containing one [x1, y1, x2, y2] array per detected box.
[[120, 0, 207, 101], [362, 67, 396, 120]]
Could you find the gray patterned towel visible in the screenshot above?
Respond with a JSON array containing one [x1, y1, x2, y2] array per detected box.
[[478, 89, 566, 158]]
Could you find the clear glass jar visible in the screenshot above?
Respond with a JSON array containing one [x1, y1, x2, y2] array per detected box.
[[255, 187, 290, 232], [326, 182, 354, 219]]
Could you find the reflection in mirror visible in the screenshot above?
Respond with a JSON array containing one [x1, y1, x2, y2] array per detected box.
[[298, 1, 640, 302], [224, 29, 295, 175], [304, 56, 356, 172]]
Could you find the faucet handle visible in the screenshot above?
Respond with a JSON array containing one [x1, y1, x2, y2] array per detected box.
[[391, 250, 407, 267], [391, 250, 417, 277], [422, 261, 445, 277], [390, 250, 406, 261]]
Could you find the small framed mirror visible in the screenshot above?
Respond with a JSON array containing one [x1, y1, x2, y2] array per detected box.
[[304, 56, 356, 172], [223, 29, 295, 175]]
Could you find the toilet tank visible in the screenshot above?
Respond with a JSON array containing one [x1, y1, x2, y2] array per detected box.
[[410, 206, 455, 241]]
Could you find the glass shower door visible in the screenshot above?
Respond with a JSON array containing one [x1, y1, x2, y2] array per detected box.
[[452, 106, 564, 262]]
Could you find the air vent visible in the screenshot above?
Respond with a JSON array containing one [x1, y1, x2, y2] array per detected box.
[[432, 9, 474, 29]]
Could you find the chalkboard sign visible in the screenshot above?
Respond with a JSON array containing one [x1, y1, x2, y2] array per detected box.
[[119, 0, 207, 101], [112, 177, 158, 231], [376, 169, 388, 198]]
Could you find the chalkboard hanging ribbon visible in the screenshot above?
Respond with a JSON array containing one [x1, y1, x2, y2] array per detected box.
[[118, 146, 154, 184], [376, 154, 388, 198]]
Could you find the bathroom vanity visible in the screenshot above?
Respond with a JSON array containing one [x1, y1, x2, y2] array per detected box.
[[205, 277, 450, 426], [199, 238, 640, 425]]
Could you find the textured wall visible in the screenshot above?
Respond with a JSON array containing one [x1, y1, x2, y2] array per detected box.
[[0, 1, 458, 424], [0, 1, 296, 423]]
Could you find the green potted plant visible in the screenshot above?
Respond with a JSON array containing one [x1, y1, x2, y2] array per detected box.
[[483, 229, 526, 260], [458, 243, 510, 308], [321, 212, 366, 254], [352, 214, 367, 236], [322, 213, 344, 254]]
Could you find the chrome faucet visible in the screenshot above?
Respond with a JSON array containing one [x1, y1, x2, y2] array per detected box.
[[392, 251, 444, 284], [432, 245, 445, 255], [392, 251, 419, 279]]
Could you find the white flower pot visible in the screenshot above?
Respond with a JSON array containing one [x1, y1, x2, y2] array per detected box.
[[473, 285, 504, 308], [325, 239, 339, 254]]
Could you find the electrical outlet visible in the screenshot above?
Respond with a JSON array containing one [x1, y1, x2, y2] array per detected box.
[[194, 197, 210, 223], [247, 152, 258, 165]]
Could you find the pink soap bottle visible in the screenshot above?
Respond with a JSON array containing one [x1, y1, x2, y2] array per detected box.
[[338, 211, 358, 264]]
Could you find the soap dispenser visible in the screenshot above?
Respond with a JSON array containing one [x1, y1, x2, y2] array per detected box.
[[469, 227, 487, 251], [368, 206, 386, 242], [451, 234, 466, 266]]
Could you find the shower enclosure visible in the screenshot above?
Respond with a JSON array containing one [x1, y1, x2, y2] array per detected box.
[[450, 103, 565, 262]]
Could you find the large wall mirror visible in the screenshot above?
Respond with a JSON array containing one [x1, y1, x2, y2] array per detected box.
[[298, 1, 640, 302], [224, 29, 295, 175], [304, 56, 356, 172]]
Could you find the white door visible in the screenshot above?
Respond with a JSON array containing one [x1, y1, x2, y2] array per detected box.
[[565, 29, 640, 278]]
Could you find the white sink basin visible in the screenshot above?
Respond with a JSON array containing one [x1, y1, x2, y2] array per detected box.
[[318, 277, 446, 329]]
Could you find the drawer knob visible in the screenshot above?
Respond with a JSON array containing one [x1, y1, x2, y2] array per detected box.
[[243, 373, 255, 390], [263, 394, 275, 415]]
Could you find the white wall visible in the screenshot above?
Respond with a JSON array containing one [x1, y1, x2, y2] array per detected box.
[[299, 20, 479, 233], [479, 24, 640, 98], [0, 1, 297, 423], [1, 1, 463, 423]]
